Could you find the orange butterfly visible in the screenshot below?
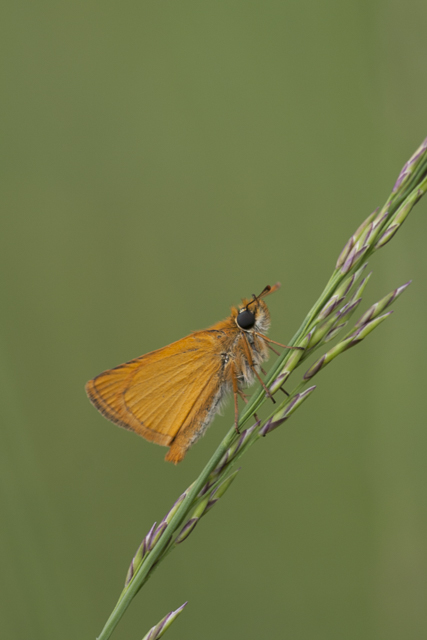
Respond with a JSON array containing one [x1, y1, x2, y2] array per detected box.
[[85, 283, 298, 463]]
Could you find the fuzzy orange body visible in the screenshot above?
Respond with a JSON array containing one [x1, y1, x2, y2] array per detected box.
[[86, 284, 281, 463]]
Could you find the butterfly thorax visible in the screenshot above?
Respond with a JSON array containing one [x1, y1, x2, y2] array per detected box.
[[195, 298, 271, 389]]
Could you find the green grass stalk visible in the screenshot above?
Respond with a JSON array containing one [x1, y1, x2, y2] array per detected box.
[[96, 138, 427, 640]]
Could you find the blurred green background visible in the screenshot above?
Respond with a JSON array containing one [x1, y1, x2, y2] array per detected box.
[[2, 2, 427, 639]]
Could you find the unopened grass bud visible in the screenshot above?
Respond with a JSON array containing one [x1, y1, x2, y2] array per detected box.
[[336, 236, 355, 269], [340, 244, 369, 275], [227, 424, 258, 458], [375, 224, 400, 249], [304, 309, 393, 379], [125, 523, 155, 586], [334, 272, 357, 299], [339, 298, 362, 322], [304, 339, 353, 379], [348, 311, 393, 345], [142, 602, 188, 640], [158, 490, 188, 524], [324, 321, 348, 343], [353, 262, 369, 281], [372, 205, 390, 230], [309, 299, 360, 350], [309, 310, 341, 348], [269, 332, 312, 393], [192, 494, 211, 519], [276, 386, 316, 421], [303, 355, 326, 380], [269, 370, 291, 394], [260, 387, 316, 435], [394, 198, 414, 225], [204, 470, 240, 514], [259, 415, 287, 436], [317, 295, 345, 321], [177, 472, 239, 543], [175, 518, 198, 544], [355, 222, 375, 250], [351, 272, 372, 301], [211, 469, 239, 500], [149, 522, 168, 550], [333, 265, 369, 309], [354, 281, 411, 329], [353, 209, 378, 240], [212, 451, 230, 477], [392, 137, 427, 193], [375, 196, 415, 249]]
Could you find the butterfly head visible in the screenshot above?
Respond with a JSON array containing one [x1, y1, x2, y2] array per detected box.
[[234, 283, 280, 333]]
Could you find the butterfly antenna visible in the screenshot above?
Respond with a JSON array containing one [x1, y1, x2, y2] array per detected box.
[[246, 293, 258, 311], [246, 283, 280, 309]]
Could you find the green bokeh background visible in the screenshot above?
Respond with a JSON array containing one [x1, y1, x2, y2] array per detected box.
[[2, 2, 427, 639]]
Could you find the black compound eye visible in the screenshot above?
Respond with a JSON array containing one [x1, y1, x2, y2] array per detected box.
[[236, 309, 256, 330]]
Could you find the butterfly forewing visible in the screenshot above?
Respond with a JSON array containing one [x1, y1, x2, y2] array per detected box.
[[85, 331, 225, 449]]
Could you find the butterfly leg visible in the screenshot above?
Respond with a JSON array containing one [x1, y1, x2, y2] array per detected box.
[[241, 333, 276, 404], [254, 332, 305, 351], [267, 343, 280, 356], [238, 389, 260, 423], [237, 389, 248, 402], [230, 362, 241, 434], [257, 333, 302, 396]]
